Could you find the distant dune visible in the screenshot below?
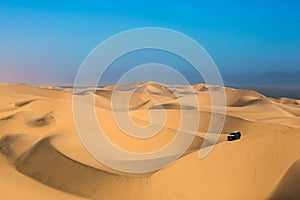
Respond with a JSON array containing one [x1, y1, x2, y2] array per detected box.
[[1, 82, 300, 199]]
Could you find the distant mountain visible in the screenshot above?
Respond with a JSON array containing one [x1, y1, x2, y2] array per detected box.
[[263, 71, 300, 85], [224, 71, 300, 86], [223, 71, 300, 99]]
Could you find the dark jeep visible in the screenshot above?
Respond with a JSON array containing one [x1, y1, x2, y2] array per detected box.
[[227, 131, 241, 141]]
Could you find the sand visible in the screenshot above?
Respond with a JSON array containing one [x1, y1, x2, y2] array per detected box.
[[0, 82, 300, 199]]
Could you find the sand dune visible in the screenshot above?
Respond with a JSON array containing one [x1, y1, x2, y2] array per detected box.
[[16, 138, 153, 200], [0, 82, 300, 199]]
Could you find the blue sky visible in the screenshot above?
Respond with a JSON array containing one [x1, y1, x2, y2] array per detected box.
[[0, 0, 299, 85]]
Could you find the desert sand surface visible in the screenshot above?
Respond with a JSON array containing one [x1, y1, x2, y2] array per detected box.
[[1, 82, 300, 200]]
